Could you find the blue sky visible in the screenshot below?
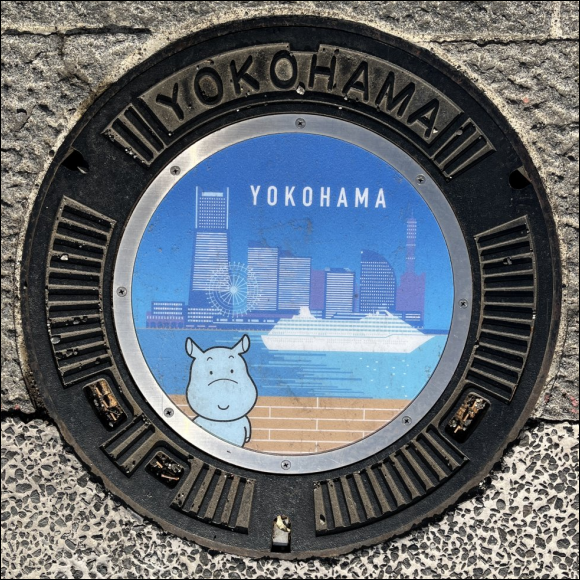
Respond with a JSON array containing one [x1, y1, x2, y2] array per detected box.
[[133, 133, 454, 329]]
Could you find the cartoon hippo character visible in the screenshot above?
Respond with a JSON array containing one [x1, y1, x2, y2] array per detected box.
[[185, 335, 257, 447]]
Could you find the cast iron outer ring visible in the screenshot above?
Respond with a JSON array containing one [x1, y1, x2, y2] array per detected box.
[[20, 16, 561, 559]]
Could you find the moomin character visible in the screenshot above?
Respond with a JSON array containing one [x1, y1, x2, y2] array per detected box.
[[185, 335, 257, 447]]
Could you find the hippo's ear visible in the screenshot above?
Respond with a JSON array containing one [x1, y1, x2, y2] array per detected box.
[[185, 338, 204, 359], [232, 334, 250, 355]]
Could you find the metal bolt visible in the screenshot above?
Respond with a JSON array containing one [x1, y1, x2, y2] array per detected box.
[[164, 408, 174, 417], [170, 166, 181, 176], [402, 416, 412, 425], [295, 118, 306, 128], [459, 299, 469, 309], [281, 460, 291, 470], [416, 174, 425, 184], [116, 287, 127, 297]]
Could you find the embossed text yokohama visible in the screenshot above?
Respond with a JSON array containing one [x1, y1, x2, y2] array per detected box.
[[20, 17, 560, 558]]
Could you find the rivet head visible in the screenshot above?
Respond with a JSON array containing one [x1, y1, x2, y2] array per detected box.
[[295, 118, 306, 128], [170, 166, 181, 176], [459, 299, 469, 309], [116, 287, 127, 297], [402, 416, 412, 425], [281, 460, 291, 470], [416, 174, 425, 184], [164, 408, 174, 417]]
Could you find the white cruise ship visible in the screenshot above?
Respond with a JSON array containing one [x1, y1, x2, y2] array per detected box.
[[262, 307, 437, 353]]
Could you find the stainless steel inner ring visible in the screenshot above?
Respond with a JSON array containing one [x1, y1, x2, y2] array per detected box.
[[113, 113, 472, 475]]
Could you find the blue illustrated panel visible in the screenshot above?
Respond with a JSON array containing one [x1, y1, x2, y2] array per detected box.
[[132, 133, 454, 404]]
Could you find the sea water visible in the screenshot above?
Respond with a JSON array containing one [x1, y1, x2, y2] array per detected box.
[[136, 329, 448, 401]]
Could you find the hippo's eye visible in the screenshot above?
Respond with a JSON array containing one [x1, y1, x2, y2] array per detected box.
[[230, 369, 234, 374], [209, 371, 213, 375]]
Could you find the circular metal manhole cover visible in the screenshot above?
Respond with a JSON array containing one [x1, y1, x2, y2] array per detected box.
[[21, 17, 560, 558]]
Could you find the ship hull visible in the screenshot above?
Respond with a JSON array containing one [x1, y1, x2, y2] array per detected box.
[[262, 333, 435, 353]]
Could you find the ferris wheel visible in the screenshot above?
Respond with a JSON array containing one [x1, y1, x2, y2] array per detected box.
[[207, 262, 259, 315]]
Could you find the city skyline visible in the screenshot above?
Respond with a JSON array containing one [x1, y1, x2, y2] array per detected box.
[[147, 185, 428, 328], [133, 133, 453, 331]]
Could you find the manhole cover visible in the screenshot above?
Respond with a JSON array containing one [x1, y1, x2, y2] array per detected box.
[[21, 17, 560, 558]]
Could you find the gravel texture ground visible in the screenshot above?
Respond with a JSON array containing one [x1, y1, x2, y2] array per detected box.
[[2, 418, 578, 579]]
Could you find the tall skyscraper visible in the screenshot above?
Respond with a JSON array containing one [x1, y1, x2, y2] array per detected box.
[[324, 268, 355, 317], [189, 188, 230, 309], [248, 242, 279, 311], [278, 252, 311, 310], [359, 250, 396, 313], [396, 216, 426, 326], [310, 270, 326, 312]]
